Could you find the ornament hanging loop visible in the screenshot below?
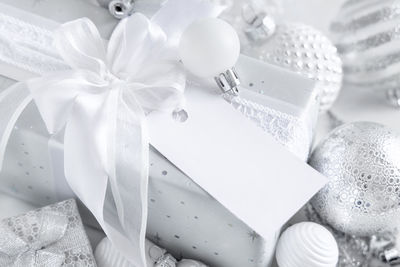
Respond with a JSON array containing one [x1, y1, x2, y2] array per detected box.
[[215, 67, 240, 96]]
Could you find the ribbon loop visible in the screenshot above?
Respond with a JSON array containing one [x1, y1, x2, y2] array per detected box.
[[54, 18, 108, 75]]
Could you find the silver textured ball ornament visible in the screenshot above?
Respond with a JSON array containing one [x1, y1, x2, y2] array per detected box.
[[310, 122, 400, 236], [243, 22, 343, 111], [331, 0, 400, 107]]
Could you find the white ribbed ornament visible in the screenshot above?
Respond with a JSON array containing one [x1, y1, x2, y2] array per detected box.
[[95, 237, 166, 267], [95, 237, 133, 267], [275, 222, 339, 267]]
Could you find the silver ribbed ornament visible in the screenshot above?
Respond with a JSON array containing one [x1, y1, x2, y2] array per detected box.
[[310, 122, 400, 237], [243, 20, 343, 111], [331, 0, 400, 107]]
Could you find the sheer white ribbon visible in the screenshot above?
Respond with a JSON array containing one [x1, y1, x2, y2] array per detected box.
[[0, 0, 223, 266]]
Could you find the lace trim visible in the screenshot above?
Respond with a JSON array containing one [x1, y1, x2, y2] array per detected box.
[[0, 13, 69, 75], [224, 94, 311, 160]]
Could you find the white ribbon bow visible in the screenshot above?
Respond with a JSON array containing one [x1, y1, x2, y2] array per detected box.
[[0, 0, 223, 266], [28, 13, 186, 267]]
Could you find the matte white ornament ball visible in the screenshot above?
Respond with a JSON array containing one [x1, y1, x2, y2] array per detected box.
[[310, 122, 400, 236], [179, 18, 240, 77], [276, 222, 339, 267]]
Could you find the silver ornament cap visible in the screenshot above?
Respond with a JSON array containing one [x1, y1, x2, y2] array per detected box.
[[310, 122, 400, 236], [155, 254, 177, 267]]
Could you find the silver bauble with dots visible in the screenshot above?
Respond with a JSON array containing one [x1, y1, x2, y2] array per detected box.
[[244, 23, 343, 111], [310, 122, 400, 237], [331, 0, 400, 107]]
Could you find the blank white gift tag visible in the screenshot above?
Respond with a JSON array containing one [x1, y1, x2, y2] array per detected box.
[[147, 62, 327, 237]]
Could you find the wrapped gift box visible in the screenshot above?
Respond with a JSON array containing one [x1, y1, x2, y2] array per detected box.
[[0, 198, 96, 266], [0, 1, 323, 266]]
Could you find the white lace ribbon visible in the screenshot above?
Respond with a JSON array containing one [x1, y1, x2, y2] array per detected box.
[[0, 0, 222, 266]]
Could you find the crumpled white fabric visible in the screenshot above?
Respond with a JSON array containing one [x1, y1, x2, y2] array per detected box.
[[0, 0, 223, 266]]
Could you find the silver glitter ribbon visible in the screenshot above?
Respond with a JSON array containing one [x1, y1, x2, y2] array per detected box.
[[0, 199, 96, 267], [0, 211, 67, 266]]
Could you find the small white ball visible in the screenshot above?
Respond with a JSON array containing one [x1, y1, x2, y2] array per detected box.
[[179, 18, 240, 77], [276, 222, 339, 267]]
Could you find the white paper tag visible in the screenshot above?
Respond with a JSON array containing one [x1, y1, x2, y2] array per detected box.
[[148, 81, 327, 237]]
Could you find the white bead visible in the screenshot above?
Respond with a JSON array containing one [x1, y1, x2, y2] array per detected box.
[[276, 222, 339, 267], [177, 259, 208, 267], [179, 18, 240, 77]]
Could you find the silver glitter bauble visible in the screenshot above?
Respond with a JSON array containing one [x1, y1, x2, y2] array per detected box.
[[331, 0, 400, 107], [310, 122, 400, 237], [244, 23, 343, 111]]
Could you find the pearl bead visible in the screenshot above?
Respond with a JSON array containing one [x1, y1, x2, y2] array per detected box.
[[276, 222, 339, 267], [179, 18, 240, 77]]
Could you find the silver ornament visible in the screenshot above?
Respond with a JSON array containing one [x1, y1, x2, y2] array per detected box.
[[243, 22, 343, 111], [310, 122, 400, 237], [331, 0, 400, 107]]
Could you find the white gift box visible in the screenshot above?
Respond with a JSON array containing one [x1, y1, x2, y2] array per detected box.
[[0, 1, 325, 266]]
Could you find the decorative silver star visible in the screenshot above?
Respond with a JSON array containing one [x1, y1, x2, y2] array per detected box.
[[248, 231, 259, 242]]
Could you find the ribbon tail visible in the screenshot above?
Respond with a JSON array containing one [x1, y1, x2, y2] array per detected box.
[[105, 88, 149, 266], [0, 82, 32, 171], [63, 88, 148, 267]]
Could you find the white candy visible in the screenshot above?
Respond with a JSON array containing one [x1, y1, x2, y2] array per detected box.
[[276, 222, 339, 267], [179, 18, 240, 77]]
